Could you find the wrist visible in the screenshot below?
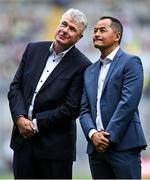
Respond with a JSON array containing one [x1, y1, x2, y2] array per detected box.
[[16, 115, 25, 125], [88, 129, 97, 139]]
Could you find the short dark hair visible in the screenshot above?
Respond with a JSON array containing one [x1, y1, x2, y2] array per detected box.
[[100, 16, 123, 44]]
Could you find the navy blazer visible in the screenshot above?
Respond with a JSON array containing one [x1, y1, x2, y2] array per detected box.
[[80, 48, 147, 154], [8, 41, 91, 161]]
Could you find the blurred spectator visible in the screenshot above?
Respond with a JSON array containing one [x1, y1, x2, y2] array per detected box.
[[2, 138, 13, 171]]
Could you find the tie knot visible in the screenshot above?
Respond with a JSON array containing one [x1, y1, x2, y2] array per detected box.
[[100, 58, 111, 65]]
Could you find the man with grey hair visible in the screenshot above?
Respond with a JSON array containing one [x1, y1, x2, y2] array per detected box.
[[8, 8, 91, 179]]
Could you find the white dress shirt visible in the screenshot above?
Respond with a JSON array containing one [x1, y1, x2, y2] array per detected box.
[[28, 42, 72, 131], [89, 46, 119, 139]]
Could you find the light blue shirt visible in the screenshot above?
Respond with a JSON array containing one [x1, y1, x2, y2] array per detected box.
[[28, 42, 72, 131], [89, 46, 119, 139]]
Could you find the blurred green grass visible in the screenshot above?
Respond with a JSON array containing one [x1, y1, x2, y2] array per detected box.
[[0, 171, 13, 179], [0, 171, 92, 179], [0, 172, 149, 180]]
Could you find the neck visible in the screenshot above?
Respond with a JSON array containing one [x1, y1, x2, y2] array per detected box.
[[53, 42, 70, 54], [100, 45, 118, 59]]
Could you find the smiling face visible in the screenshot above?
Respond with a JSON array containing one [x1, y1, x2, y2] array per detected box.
[[54, 14, 83, 51], [93, 18, 121, 54]]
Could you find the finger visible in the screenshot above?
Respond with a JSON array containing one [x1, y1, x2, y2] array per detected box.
[[28, 122, 35, 129], [102, 131, 110, 137], [22, 128, 35, 137], [97, 141, 109, 149], [24, 122, 31, 128], [25, 124, 34, 132], [96, 147, 105, 153], [101, 137, 109, 144], [99, 140, 109, 147], [100, 144, 108, 149], [99, 141, 108, 146]]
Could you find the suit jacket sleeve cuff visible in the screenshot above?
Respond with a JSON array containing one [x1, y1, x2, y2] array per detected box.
[[88, 129, 97, 139], [33, 118, 39, 132]]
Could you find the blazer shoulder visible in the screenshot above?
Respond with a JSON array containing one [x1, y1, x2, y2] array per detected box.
[[115, 49, 142, 68], [27, 41, 52, 49], [85, 59, 99, 72], [23, 41, 52, 57], [118, 48, 141, 60]]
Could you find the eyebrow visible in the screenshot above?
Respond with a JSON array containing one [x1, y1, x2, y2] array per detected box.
[[94, 26, 109, 30], [61, 20, 78, 31]]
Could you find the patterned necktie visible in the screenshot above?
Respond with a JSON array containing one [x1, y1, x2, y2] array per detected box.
[[100, 58, 111, 65]]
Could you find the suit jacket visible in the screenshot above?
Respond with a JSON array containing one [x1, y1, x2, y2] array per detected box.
[[8, 41, 91, 161], [80, 48, 147, 154]]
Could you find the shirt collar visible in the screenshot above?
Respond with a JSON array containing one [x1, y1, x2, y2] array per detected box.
[[105, 46, 120, 62], [49, 42, 73, 58]]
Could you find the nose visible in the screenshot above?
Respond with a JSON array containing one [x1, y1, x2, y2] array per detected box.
[[62, 26, 69, 34], [94, 30, 100, 37]]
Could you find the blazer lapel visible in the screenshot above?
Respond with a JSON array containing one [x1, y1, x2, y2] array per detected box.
[[102, 49, 123, 93], [91, 61, 101, 107], [31, 50, 50, 95], [39, 46, 76, 91]]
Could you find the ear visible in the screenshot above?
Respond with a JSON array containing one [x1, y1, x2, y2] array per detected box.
[[80, 34, 83, 39], [76, 34, 83, 43], [115, 32, 121, 42]]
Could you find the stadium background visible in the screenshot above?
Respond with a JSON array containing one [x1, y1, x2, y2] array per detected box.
[[0, 0, 150, 179]]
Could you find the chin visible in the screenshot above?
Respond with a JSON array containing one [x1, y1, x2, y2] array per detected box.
[[56, 37, 64, 42], [56, 39, 66, 45], [94, 44, 101, 49]]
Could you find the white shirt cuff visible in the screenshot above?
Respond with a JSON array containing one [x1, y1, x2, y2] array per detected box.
[[33, 119, 39, 132], [88, 129, 98, 139]]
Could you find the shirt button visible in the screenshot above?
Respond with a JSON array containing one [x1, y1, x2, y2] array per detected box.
[[47, 70, 49, 72], [40, 80, 43, 82], [35, 91, 37, 94], [52, 59, 55, 62]]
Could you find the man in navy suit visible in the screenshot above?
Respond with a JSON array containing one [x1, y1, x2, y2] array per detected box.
[[80, 16, 147, 179], [8, 8, 91, 179]]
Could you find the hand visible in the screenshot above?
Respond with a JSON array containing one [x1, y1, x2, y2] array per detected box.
[[91, 131, 110, 152], [16, 116, 36, 139]]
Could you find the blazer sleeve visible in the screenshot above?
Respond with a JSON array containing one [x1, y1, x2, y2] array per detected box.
[[105, 55, 144, 144], [7, 44, 30, 123], [79, 73, 96, 140]]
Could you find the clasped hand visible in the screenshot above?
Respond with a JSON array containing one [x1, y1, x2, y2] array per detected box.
[[91, 131, 110, 152], [16, 116, 37, 139]]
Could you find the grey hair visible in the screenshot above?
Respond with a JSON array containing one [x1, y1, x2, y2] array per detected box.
[[61, 8, 88, 34]]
